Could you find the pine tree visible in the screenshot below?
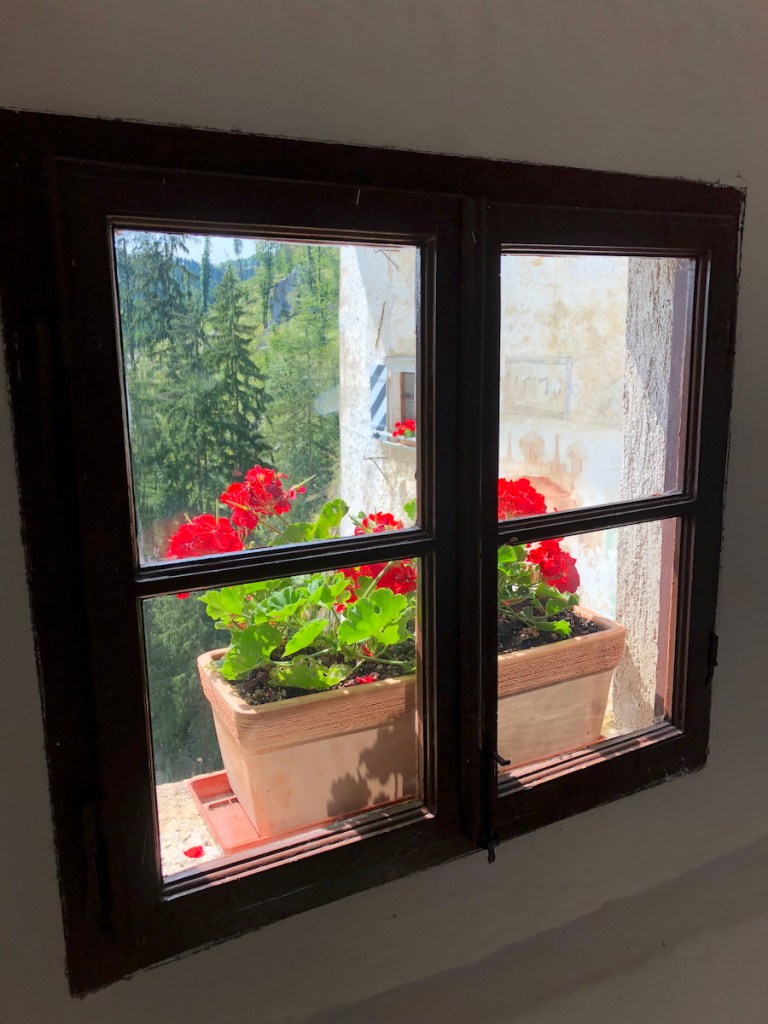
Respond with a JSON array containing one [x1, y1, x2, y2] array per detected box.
[[259, 244, 340, 508], [200, 236, 212, 312], [206, 264, 271, 481], [233, 237, 244, 280]]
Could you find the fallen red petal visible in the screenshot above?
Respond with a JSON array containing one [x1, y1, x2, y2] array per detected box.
[[183, 845, 204, 858]]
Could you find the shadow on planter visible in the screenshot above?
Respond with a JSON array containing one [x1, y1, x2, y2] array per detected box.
[[197, 608, 625, 842]]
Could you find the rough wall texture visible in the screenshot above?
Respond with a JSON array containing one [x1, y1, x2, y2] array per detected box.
[[1, 2, 767, 1023], [614, 258, 682, 730]]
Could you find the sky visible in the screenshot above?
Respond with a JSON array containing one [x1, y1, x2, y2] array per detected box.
[[183, 234, 249, 264], [114, 229, 356, 264], [115, 229, 262, 265]]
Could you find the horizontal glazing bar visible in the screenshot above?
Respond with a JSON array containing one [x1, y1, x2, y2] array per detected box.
[[496, 495, 695, 546], [135, 530, 436, 597]]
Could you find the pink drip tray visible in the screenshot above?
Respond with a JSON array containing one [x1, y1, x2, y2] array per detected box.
[[188, 771, 261, 854]]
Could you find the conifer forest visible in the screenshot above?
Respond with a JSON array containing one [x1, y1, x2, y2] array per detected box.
[[115, 232, 341, 781]]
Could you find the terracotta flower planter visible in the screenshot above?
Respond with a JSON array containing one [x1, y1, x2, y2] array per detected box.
[[197, 651, 419, 838], [198, 609, 625, 838], [497, 608, 626, 769]]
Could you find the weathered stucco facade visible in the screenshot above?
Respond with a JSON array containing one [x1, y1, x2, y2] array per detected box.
[[341, 249, 687, 734], [338, 244, 418, 530]]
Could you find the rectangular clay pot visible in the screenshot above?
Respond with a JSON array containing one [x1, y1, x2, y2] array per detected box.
[[497, 609, 626, 769], [197, 652, 419, 838], [198, 608, 625, 838]]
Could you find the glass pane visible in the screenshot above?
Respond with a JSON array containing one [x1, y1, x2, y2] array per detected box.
[[498, 254, 694, 518], [113, 230, 419, 563], [496, 517, 679, 776], [147, 557, 422, 878]]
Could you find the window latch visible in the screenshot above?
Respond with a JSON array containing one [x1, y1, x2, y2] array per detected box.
[[482, 830, 501, 864], [492, 750, 511, 767]]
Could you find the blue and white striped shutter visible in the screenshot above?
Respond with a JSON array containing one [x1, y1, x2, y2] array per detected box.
[[369, 364, 387, 435]]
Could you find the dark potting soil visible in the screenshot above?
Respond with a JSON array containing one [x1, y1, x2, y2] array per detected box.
[[225, 638, 417, 709], [497, 609, 600, 654], [225, 618, 600, 708]]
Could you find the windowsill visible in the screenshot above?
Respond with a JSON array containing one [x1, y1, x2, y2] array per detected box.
[[157, 774, 430, 883], [376, 436, 417, 449], [157, 778, 222, 875]]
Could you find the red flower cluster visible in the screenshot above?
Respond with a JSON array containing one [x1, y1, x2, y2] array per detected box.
[[527, 539, 580, 593], [337, 510, 417, 607], [220, 465, 306, 531], [354, 511, 403, 535], [339, 559, 418, 606], [498, 477, 547, 520], [165, 514, 244, 599], [166, 514, 244, 559], [392, 419, 416, 438]]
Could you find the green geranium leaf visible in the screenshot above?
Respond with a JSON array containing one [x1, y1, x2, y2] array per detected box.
[[219, 622, 282, 679], [349, 574, 375, 600], [199, 582, 268, 621], [545, 595, 569, 617], [325, 663, 354, 686], [264, 586, 308, 621], [306, 573, 349, 608], [312, 498, 349, 539], [274, 658, 339, 691], [402, 499, 417, 522], [337, 588, 407, 647], [498, 544, 527, 565], [280, 522, 314, 544], [284, 619, 327, 656]]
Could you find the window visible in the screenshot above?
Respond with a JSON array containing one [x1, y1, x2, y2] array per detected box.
[[0, 110, 741, 992], [371, 360, 417, 444]]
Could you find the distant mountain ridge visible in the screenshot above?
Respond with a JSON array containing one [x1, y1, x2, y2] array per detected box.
[[178, 254, 258, 289]]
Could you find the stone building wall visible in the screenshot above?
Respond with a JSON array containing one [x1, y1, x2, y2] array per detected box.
[[338, 245, 418, 530], [339, 249, 689, 735]]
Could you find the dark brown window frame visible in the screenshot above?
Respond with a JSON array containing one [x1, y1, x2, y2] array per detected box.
[[0, 110, 741, 994]]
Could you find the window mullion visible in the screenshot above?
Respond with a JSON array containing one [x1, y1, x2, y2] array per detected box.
[[456, 197, 500, 850]]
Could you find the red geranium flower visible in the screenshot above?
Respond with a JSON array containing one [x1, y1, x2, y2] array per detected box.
[[165, 514, 244, 598], [220, 464, 305, 530], [338, 512, 418, 606], [354, 511, 404, 535], [527, 539, 580, 593], [498, 477, 547, 520], [166, 514, 244, 559], [354, 673, 379, 685], [338, 562, 385, 603], [338, 555, 417, 606], [376, 560, 418, 595], [392, 419, 416, 438]]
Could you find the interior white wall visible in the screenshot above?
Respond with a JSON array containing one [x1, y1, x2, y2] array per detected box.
[[2, 2, 767, 1021]]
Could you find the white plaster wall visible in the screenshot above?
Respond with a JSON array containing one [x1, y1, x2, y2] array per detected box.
[[499, 254, 628, 511], [499, 254, 627, 624], [2, 2, 767, 1022]]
